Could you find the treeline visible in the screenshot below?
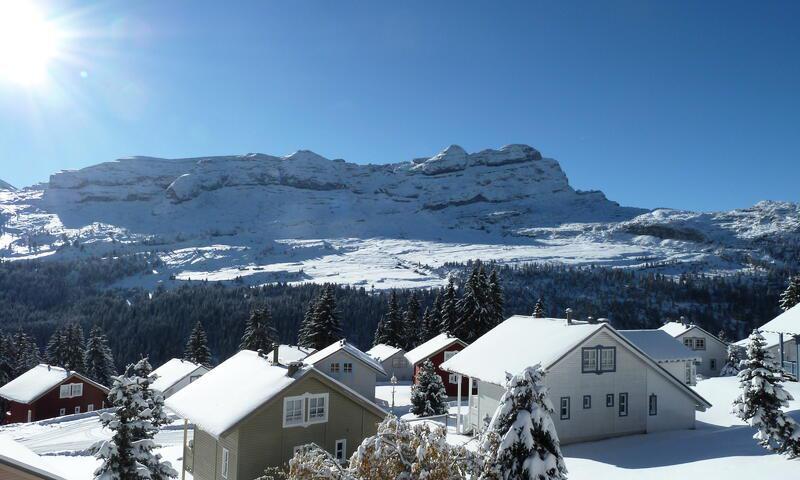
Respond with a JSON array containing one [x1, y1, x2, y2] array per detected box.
[[0, 255, 792, 369]]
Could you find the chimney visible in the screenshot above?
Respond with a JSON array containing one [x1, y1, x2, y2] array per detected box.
[[680, 315, 687, 326], [565, 308, 573, 325], [587, 316, 596, 324], [287, 361, 302, 377], [272, 344, 279, 365]]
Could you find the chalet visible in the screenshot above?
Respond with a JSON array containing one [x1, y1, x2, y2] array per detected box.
[[620, 330, 701, 385], [266, 345, 317, 365], [302, 340, 386, 400], [150, 358, 210, 399], [165, 350, 386, 480], [441, 315, 712, 444], [659, 321, 728, 377], [0, 365, 109, 425], [747, 303, 800, 378], [366, 344, 413, 382], [406, 333, 469, 397], [0, 435, 68, 480]]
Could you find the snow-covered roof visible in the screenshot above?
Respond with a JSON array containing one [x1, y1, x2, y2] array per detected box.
[[658, 321, 693, 337], [405, 333, 467, 366], [266, 344, 317, 365], [0, 364, 107, 404], [440, 317, 603, 385], [304, 340, 387, 375], [166, 350, 309, 437], [366, 344, 404, 362], [0, 435, 67, 480], [619, 330, 701, 362], [758, 303, 800, 336], [733, 331, 793, 349], [150, 358, 206, 393]]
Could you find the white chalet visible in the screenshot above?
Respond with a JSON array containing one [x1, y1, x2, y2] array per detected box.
[[150, 359, 210, 399], [303, 340, 387, 400], [659, 321, 728, 377], [747, 303, 800, 378], [619, 330, 701, 385], [366, 344, 413, 382], [441, 315, 711, 444]]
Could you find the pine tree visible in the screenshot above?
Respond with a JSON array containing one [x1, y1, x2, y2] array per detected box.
[[779, 276, 800, 311], [240, 305, 278, 352], [297, 301, 316, 348], [733, 330, 800, 457], [0, 333, 13, 387], [184, 321, 212, 367], [373, 291, 404, 348], [409, 359, 448, 417], [533, 298, 545, 318], [303, 284, 343, 350], [84, 325, 117, 387], [721, 343, 744, 377], [403, 292, 421, 350], [64, 323, 87, 373], [440, 279, 458, 334], [487, 269, 505, 327], [13, 328, 41, 375], [455, 265, 493, 343], [45, 326, 68, 369], [479, 365, 567, 480], [419, 307, 438, 343], [93, 363, 177, 480]]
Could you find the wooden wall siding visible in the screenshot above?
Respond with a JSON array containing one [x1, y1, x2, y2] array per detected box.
[[3, 375, 107, 424], [376, 352, 413, 382], [413, 343, 469, 397], [676, 329, 728, 377], [0, 462, 60, 480]]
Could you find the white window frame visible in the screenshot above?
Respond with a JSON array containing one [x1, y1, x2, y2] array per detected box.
[[59, 385, 71, 399], [87, 404, 94, 412], [283, 396, 306, 428], [59, 408, 66, 416], [683, 338, 693, 348], [71, 383, 83, 397], [694, 338, 706, 350], [74, 406, 81, 414], [307, 393, 329, 425], [335, 439, 347, 462], [443, 350, 458, 362], [283, 393, 330, 428], [221, 447, 229, 479]]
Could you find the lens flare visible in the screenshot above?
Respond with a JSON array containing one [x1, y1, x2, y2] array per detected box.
[[0, 1, 62, 85]]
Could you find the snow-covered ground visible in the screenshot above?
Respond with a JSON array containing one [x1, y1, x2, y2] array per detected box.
[[4, 376, 799, 479]]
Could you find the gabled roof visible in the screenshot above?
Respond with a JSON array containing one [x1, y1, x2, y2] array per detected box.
[[659, 321, 727, 346], [150, 358, 207, 393], [619, 330, 701, 362], [165, 350, 385, 438], [266, 345, 317, 365], [304, 340, 387, 376], [366, 344, 404, 362], [0, 435, 68, 480], [0, 364, 108, 404], [758, 303, 800, 336], [734, 331, 795, 349], [441, 316, 711, 409], [405, 333, 467, 366]]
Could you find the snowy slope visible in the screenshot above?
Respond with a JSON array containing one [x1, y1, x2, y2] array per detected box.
[[0, 179, 15, 191], [0, 145, 797, 289]]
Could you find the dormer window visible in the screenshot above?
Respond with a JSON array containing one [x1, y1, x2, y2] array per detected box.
[[582, 346, 616, 374]]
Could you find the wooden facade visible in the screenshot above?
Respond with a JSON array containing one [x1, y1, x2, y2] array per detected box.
[[412, 342, 469, 397], [2, 374, 108, 425]]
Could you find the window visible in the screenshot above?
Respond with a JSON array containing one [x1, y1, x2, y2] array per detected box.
[[449, 373, 458, 385], [560, 397, 570, 420], [221, 447, 229, 479], [392, 358, 404, 368], [189, 375, 201, 383], [87, 404, 94, 412], [335, 439, 347, 462], [308, 394, 327, 424], [59, 385, 70, 398], [75, 406, 81, 414], [710, 359, 717, 370], [694, 338, 706, 350], [330, 363, 340, 374], [618, 393, 628, 417], [649, 394, 658, 416], [683, 338, 693, 348], [581, 346, 616, 374], [59, 383, 83, 399], [343, 363, 353, 374], [293, 445, 305, 455], [72, 383, 83, 397], [685, 362, 693, 384], [59, 408, 66, 416], [583, 395, 591, 409], [283, 397, 305, 427], [606, 394, 614, 407]]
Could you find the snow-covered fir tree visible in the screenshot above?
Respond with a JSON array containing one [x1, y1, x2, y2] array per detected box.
[[296, 301, 316, 348], [533, 298, 545, 318], [13, 328, 41, 375], [0, 334, 14, 387], [420, 307, 439, 344], [455, 264, 494, 343], [720, 343, 744, 377], [732, 329, 800, 457], [373, 290, 404, 348], [93, 363, 177, 480], [45, 326, 68, 369], [84, 325, 117, 387], [488, 269, 505, 327], [63, 323, 87, 373], [479, 365, 567, 480], [779, 275, 800, 311], [240, 305, 278, 352], [410, 359, 448, 417], [183, 321, 212, 367], [301, 284, 343, 350], [403, 292, 421, 350], [439, 279, 459, 334]]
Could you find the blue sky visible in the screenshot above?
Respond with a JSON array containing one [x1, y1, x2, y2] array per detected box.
[[0, 0, 797, 211]]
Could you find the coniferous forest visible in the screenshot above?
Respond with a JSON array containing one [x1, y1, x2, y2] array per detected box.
[[0, 254, 794, 371]]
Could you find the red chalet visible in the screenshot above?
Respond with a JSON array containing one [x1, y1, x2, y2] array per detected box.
[[0, 364, 109, 425], [406, 333, 469, 397]]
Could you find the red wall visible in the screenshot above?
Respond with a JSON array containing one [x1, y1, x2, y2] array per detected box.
[[2, 375, 108, 425], [413, 342, 470, 397]]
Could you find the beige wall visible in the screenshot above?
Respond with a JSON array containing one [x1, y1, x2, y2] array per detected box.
[[377, 351, 413, 382], [311, 350, 378, 400], [676, 329, 727, 377], [0, 463, 60, 480]]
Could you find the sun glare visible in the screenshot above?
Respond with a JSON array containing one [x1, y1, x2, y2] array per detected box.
[[0, 1, 61, 85]]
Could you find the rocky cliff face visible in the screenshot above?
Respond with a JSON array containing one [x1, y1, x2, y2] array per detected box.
[[0, 145, 796, 289]]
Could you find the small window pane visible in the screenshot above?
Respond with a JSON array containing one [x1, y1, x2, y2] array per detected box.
[[285, 398, 304, 425], [582, 349, 597, 371], [600, 349, 615, 371], [71, 383, 83, 397], [309, 396, 326, 420], [583, 395, 591, 409], [649, 394, 658, 416], [560, 397, 570, 420], [343, 363, 353, 373], [606, 394, 614, 407], [59, 385, 70, 398]]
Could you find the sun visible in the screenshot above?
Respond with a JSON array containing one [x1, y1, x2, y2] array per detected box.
[[0, 1, 61, 85]]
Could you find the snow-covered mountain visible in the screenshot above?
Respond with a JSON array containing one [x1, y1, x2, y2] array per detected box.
[[0, 145, 797, 289], [0, 179, 15, 191]]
